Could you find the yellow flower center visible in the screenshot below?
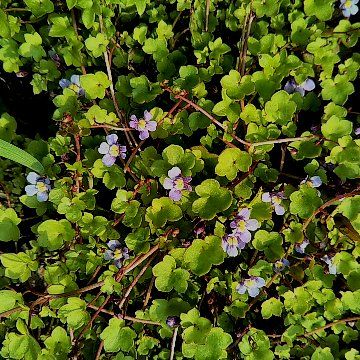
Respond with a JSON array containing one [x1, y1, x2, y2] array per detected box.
[[344, 0, 352, 7], [174, 178, 184, 190], [227, 236, 238, 246], [273, 196, 281, 204], [138, 119, 147, 129], [237, 220, 246, 231], [246, 279, 256, 287], [109, 144, 120, 157], [36, 182, 47, 192], [114, 249, 123, 260]]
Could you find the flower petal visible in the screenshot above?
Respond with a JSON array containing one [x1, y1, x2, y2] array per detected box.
[[310, 176, 322, 188], [139, 130, 149, 140], [237, 208, 250, 220], [70, 75, 81, 86], [163, 178, 174, 190], [247, 286, 260, 298], [107, 240, 120, 250], [104, 250, 114, 261], [59, 79, 71, 89], [102, 154, 116, 167], [236, 283, 247, 294], [27, 172, 40, 184], [237, 229, 251, 243], [146, 120, 157, 132], [169, 189, 182, 201], [284, 80, 296, 94], [274, 204, 285, 216], [301, 78, 315, 91], [106, 134, 118, 145], [98, 142, 110, 155], [246, 219, 259, 231], [254, 276, 266, 287], [168, 166, 181, 179], [25, 184, 38, 196], [144, 110, 153, 121], [262, 192, 272, 203], [37, 191, 48, 202]]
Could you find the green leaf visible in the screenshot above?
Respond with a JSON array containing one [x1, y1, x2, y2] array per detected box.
[[85, 33, 108, 58], [261, 298, 283, 319], [24, 0, 54, 17], [145, 197, 182, 228], [37, 219, 75, 250], [0, 252, 38, 282], [0, 208, 20, 242], [80, 72, 111, 99], [264, 91, 297, 125], [0, 138, 45, 173], [58, 298, 90, 330], [321, 115, 353, 141], [215, 148, 252, 180], [311, 347, 334, 360], [153, 255, 190, 293], [43, 327, 71, 359], [0, 10, 11, 38], [92, 159, 126, 189], [321, 75, 355, 105], [183, 236, 225, 276], [192, 179, 232, 220], [100, 318, 136, 352], [253, 230, 284, 261], [304, 0, 334, 21], [289, 185, 323, 219], [221, 71, 255, 100], [18, 33, 46, 62]]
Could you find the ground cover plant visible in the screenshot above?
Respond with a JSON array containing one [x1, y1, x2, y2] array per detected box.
[[0, 0, 359, 358]]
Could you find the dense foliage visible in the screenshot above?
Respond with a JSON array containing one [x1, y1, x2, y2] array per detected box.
[[0, 0, 360, 359]]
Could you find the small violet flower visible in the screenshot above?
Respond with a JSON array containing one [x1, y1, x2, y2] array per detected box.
[[339, 0, 358, 17], [104, 240, 130, 268], [301, 175, 322, 188], [322, 255, 337, 275], [163, 167, 192, 201], [166, 316, 180, 327], [236, 276, 266, 298], [98, 134, 126, 167], [295, 239, 309, 254], [274, 258, 290, 273], [129, 111, 157, 140], [354, 127, 360, 136], [59, 75, 84, 96], [230, 208, 259, 243], [262, 192, 286, 215], [284, 78, 315, 97], [222, 232, 247, 257], [25, 172, 51, 202]]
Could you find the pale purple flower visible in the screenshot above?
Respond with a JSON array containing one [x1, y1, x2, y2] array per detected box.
[[222, 232, 247, 257], [129, 111, 157, 140], [59, 75, 84, 96], [295, 239, 309, 254], [236, 276, 266, 297], [284, 78, 315, 97], [301, 176, 322, 188], [166, 316, 180, 327], [104, 240, 130, 268], [262, 192, 286, 215], [25, 172, 51, 202], [274, 258, 290, 273], [163, 167, 192, 201], [340, 0, 358, 17], [230, 208, 259, 243], [98, 134, 126, 167], [322, 255, 337, 275], [354, 127, 360, 136]]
